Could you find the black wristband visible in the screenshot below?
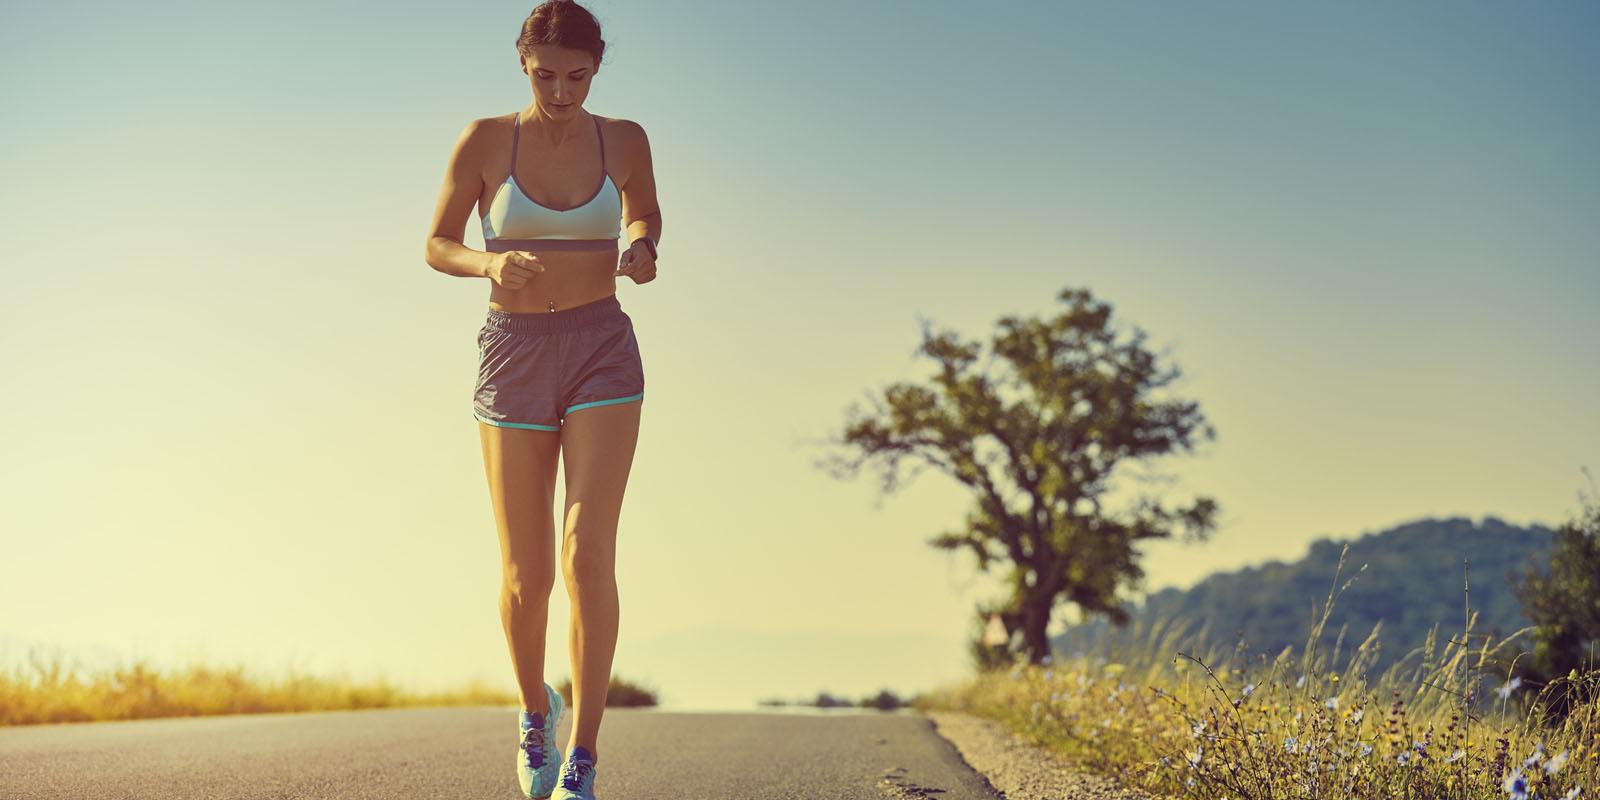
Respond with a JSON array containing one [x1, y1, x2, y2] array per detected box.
[[634, 237, 657, 260]]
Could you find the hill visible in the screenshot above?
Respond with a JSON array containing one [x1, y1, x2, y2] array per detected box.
[[1050, 515, 1557, 675]]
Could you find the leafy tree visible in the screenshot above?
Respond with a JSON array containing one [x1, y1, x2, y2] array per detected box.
[[1504, 471, 1600, 720], [816, 287, 1219, 665]]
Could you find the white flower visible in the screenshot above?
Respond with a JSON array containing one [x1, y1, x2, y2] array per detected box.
[[1496, 676, 1524, 700], [1544, 749, 1570, 774], [1325, 696, 1340, 710], [1523, 742, 1546, 768], [1242, 682, 1256, 698], [1446, 748, 1465, 764], [1349, 708, 1364, 725]]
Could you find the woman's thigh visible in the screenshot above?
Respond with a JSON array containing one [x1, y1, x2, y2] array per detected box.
[[559, 400, 641, 574], [479, 421, 562, 578]]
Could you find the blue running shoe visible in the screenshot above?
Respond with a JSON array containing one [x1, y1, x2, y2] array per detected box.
[[517, 683, 565, 799], [550, 745, 597, 800]]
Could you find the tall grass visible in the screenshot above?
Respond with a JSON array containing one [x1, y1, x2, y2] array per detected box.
[[916, 545, 1598, 799], [0, 649, 517, 727]]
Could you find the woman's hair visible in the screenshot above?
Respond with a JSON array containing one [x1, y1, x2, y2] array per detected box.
[[516, 0, 606, 69]]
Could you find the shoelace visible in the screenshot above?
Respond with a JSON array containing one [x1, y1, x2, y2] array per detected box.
[[520, 724, 549, 768], [561, 757, 594, 791]]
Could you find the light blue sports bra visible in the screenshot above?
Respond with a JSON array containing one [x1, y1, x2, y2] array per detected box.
[[480, 111, 622, 252]]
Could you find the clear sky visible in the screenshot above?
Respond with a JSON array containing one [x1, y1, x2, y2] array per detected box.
[[2, 0, 1596, 710]]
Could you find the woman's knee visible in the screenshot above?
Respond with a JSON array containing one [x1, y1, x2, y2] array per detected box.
[[561, 533, 616, 586], [502, 558, 557, 603]]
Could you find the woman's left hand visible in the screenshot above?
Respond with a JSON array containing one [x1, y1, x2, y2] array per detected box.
[[616, 240, 657, 284]]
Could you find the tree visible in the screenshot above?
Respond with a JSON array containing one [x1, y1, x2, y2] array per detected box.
[[1504, 470, 1600, 721], [815, 287, 1220, 666]]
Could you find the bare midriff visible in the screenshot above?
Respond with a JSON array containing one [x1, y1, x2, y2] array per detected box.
[[486, 246, 620, 313]]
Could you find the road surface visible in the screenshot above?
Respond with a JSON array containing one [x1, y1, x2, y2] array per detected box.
[[0, 706, 1002, 799]]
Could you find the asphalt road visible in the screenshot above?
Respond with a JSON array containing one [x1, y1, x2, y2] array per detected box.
[[0, 706, 1002, 799]]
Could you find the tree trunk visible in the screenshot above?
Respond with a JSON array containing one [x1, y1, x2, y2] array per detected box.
[[1020, 598, 1052, 664]]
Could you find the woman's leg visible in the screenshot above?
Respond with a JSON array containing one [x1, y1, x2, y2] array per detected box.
[[479, 420, 563, 715], [557, 399, 642, 762]]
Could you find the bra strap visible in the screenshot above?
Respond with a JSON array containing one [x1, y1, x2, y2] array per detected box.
[[509, 113, 521, 179]]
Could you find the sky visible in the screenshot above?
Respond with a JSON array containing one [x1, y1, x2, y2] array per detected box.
[[1, 0, 1596, 711]]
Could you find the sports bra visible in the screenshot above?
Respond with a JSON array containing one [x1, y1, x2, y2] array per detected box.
[[479, 111, 622, 252]]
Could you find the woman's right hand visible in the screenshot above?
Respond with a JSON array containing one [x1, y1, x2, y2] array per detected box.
[[486, 251, 545, 289]]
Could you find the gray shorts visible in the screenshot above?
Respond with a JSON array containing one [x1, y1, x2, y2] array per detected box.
[[473, 293, 644, 431]]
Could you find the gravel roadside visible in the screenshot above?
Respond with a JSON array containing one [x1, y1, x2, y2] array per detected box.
[[921, 710, 1167, 800]]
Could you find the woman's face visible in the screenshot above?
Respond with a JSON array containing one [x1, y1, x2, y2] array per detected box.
[[521, 44, 597, 117]]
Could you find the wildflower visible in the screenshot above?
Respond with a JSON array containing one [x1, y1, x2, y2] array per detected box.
[[1350, 708, 1364, 725], [1187, 746, 1204, 767], [1285, 737, 1299, 753], [1504, 768, 1529, 799], [1525, 743, 1547, 768], [1242, 682, 1256, 698], [1496, 676, 1524, 700], [1446, 749, 1466, 764], [1044, 669, 1053, 681], [1191, 720, 1207, 739], [1561, 786, 1580, 800], [1360, 743, 1374, 758], [1159, 755, 1172, 768], [1398, 751, 1410, 766], [1326, 696, 1340, 711], [1297, 674, 1307, 688], [1545, 749, 1569, 774], [1041, 654, 1053, 666]]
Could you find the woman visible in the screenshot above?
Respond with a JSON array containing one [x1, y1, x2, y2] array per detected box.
[[423, 2, 658, 798]]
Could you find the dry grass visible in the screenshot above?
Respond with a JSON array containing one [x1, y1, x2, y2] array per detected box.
[[0, 649, 517, 727], [916, 547, 1598, 799]]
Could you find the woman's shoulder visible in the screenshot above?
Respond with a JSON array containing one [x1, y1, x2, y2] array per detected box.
[[594, 114, 645, 137]]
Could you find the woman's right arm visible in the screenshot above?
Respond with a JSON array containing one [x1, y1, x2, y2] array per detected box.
[[424, 119, 495, 279]]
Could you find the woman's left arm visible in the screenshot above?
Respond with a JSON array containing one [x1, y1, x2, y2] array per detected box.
[[617, 120, 660, 283]]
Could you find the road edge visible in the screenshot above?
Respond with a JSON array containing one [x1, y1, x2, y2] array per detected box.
[[918, 710, 1162, 800]]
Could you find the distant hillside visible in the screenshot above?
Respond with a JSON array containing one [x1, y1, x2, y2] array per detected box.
[[1051, 515, 1557, 675]]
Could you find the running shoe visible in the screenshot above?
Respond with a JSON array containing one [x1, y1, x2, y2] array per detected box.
[[550, 745, 597, 800], [517, 682, 565, 799]]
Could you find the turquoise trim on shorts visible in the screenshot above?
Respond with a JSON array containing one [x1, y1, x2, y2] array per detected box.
[[565, 392, 644, 415], [474, 410, 561, 431]]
